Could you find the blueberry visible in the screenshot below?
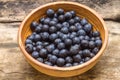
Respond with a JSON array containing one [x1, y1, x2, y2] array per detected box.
[[36, 41, 42, 46], [78, 51, 83, 58], [58, 15, 65, 22], [44, 61, 52, 66], [70, 34, 75, 39], [77, 29, 86, 36], [62, 22, 69, 28], [49, 21, 57, 26], [52, 49, 59, 56], [82, 49, 91, 57], [56, 58, 65, 67], [57, 32, 64, 38], [95, 37, 101, 40], [25, 44, 33, 53], [65, 56, 73, 63], [69, 26, 77, 32], [27, 35, 34, 41], [73, 63, 79, 66], [44, 18, 51, 24], [90, 37, 95, 41], [75, 23, 82, 30], [49, 55, 57, 64], [39, 49, 47, 58], [56, 23, 62, 30], [80, 61, 84, 64], [43, 42, 49, 46], [46, 44, 55, 52], [69, 45, 80, 55], [40, 17, 45, 24], [73, 54, 81, 62], [84, 57, 91, 62], [49, 33, 58, 41], [61, 34, 69, 41], [64, 39, 72, 46], [83, 23, 92, 33], [42, 25, 49, 32], [72, 37, 80, 44], [41, 32, 49, 41], [25, 39, 32, 44], [65, 63, 72, 67], [34, 34, 41, 42], [61, 27, 69, 34], [69, 19, 75, 25], [84, 36, 90, 41], [80, 18, 88, 25], [46, 9, 54, 17], [57, 42, 65, 50], [54, 13, 58, 18], [37, 58, 44, 63], [92, 47, 99, 54], [49, 26, 57, 33], [58, 49, 68, 58], [32, 51, 39, 59], [64, 12, 72, 20], [89, 41, 95, 49], [89, 53, 95, 58], [35, 26, 42, 33], [36, 45, 43, 51], [92, 31, 100, 37], [47, 54, 52, 59], [74, 16, 80, 22], [30, 21, 39, 31], [33, 47, 36, 51], [70, 11, 76, 17], [95, 39, 102, 48], [54, 38, 62, 45], [52, 18, 58, 23], [81, 40, 89, 48], [57, 8, 64, 15]]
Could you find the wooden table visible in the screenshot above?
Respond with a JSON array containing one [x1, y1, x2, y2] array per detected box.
[[0, 0, 120, 80]]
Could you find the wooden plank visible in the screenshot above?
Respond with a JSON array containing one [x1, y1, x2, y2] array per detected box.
[[0, 0, 120, 22], [0, 21, 120, 80]]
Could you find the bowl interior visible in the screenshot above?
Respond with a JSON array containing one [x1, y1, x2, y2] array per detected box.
[[19, 2, 107, 71]]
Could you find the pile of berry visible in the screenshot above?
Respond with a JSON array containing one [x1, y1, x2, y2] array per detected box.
[[25, 8, 102, 67]]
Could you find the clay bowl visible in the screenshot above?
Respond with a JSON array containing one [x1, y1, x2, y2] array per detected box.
[[18, 1, 108, 77]]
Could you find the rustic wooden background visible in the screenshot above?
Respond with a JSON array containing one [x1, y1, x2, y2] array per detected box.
[[0, 0, 120, 80]]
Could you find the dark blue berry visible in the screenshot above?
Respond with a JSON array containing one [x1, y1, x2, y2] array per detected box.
[[84, 57, 91, 62], [25, 44, 33, 53], [44, 18, 51, 24], [58, 49, 68, 58], [42, 25, 49, 32], [81, 40, 89, 48], [80, 18, 88, 25], [89, 41, 95, 49], [61, 27, 69, 34], [73, 54, 81, 62], [69, 45, 80, 55], [92, 31, 100, 37], [82, 49, 91, 57], [25, 39, 32, 44], [64, 12, 72, 20], [72, 37, 80, 44], [56, 58, 65, 67], [49, 55, 57, 64], [49, 21, 57, 26], [34, 34, 41, 42], [95, 39, 102, 48], [40, 17, 45, 24], [77, 29, 86, 36], [58, 15, 65, 22], [46, 9, 54, 17], [74, 16, 80, 22], [39, 49, 47, 58], [52, 18, 58, 23], [75, 23, 82, 30], [43, 42, 49, 46], [57, 42, 65, 50], [52, 49, 59, 56], [73, 63, 79, 66], [36, 45, 43, 51], [44, 61, 52, 66], [46, 44, 55, 52], [32, 51, 39, 59], [30, 21, 39, 31], [62, 22, 69, 28], [64, 39, 72, 46], [56, 23, 62, 30], [49, 26, 57, 33], [69, 26, 77, 32], [35, 26, 42, 33], [41, 32, 49, 41], [49, 33, 58, 41], [37, 58, 43, 63], [36, 41, 42, 46], [83, 23, 92, 33], [65, 56, 73, 63], [65, 63, 72, 67], [54, 38, 62, 45], [69, 19, 75, 25], [70, 11, 76, 17], [92, 47, 99, 54], [57, 8, 64, 15]]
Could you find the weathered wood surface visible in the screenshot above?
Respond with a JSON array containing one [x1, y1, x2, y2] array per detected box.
[[0, 0, 120, 80]]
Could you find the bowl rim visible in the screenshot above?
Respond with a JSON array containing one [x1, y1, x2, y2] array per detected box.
[[18, 1, 108, 71]]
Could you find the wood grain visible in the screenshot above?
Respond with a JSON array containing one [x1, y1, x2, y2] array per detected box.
[[0, 0, 120, 79]]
